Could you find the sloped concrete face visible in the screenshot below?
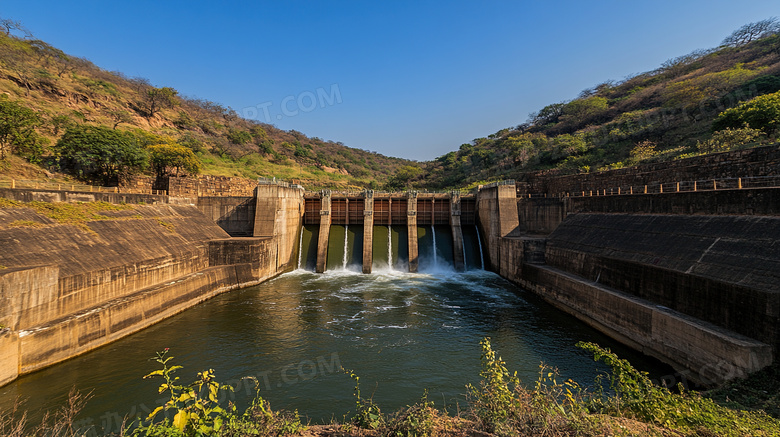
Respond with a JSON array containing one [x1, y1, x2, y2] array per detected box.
[[0, 186, 304, 387], [0, 266, 59, 331], [478, 180, 779, 384], [545, 213, 780, 348]]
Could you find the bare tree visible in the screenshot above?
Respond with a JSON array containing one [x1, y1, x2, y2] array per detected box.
[[722, 18, 780, 47], [28, 40, 72, 77], [0, 18, 32, 38]]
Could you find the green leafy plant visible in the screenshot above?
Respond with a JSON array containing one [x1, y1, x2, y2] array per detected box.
[[466, 337, 521, 431], [132, 349, 235, 436], [343, 368, 384, 429], [713, 90, 780, 135], [578, 341, 780, 436], [219, 377, 304, 437]]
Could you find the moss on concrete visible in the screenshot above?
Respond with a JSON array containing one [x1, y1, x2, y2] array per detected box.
[[0, 199, 136, 232], [8, 220, 46, 228]]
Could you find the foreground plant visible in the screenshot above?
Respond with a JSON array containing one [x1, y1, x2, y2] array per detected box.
[[130, 350, 303, 437], [0, 388, 91, 437], [343, 368, 384, 430], [467, 337, 589, 436], [578, 341, 780, 436], [132, 349, 236, 436]]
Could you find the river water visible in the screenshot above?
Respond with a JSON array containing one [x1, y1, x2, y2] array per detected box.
[[0, 262, 672, 434]]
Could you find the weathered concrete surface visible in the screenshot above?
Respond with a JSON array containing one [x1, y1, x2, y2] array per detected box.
[[0, 266, 59, 331], [0, 329, 18, 386], [516, 188, 780, 237], [517, 197, 566, 235], [253, 184, 305, 272], [477, 184, 522, 271], [514, 263, 772, 385], [209, 238, 276, 280], [0, 206, 229, 332], [17, 265, 258, 375], [316, 193, 331, 273], [0, 188, 168, 205], [544, 213, 780, 349], [450, 194, 465, 271], [407, 193, 418, 272], [198, 196, 256, 236], [362, 194, 374, 273]]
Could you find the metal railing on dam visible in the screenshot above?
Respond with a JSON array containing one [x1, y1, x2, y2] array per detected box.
[[525, 175, 780, 199]]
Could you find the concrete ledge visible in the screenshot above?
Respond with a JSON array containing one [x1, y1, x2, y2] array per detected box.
[[16, 265, 269, 376], [516, 263, 772, 385]]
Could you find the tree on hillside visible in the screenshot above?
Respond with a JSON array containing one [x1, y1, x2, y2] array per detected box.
[[29, 40, 71, 77], [148, 143, 201, 178], [55, 125, 148, 185], [0, 96, 46, 161], [108, 109, 134, 129], [0, 18, 31, 39], [722, 18, 780, 47], [142, 86, 178, 119], [529, 102, 566, 127], [0, 36, 36, 96]]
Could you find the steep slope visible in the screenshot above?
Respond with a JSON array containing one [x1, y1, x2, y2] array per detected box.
[[0, 28, 413, 189], [421, 27, 780, 189]]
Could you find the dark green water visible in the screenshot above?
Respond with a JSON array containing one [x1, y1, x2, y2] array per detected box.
[[0, 267, 673, 435]]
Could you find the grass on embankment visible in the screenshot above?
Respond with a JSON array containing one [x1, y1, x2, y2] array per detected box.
[[0, 199, 177, 234], [707, 362, 780, 420], [3, 339, 779, 437]]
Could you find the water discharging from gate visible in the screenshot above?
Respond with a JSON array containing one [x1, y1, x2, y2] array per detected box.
[[0, 225, 673, 433]]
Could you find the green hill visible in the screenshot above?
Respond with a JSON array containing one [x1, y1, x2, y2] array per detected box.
[[418, 20, 780, 190], [2, 18, 780, 192], [0, 21, 413, 190]]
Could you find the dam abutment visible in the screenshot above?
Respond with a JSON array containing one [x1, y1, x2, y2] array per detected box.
[[0, 181, 304, 387], [492, 147, 780, 384]]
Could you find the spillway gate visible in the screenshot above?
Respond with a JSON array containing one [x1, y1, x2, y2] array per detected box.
[[302, 191, 477, 273]]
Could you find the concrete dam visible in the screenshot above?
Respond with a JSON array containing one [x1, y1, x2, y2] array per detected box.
[[2, 145, 780, 388]]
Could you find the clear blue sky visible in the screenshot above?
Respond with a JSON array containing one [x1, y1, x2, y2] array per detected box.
[[3, 1, 778, 161]]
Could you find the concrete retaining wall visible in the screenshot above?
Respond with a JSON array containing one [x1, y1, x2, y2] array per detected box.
[[517, 187, 780, 236], [485, 183, 778, 383], [0, 185, 302, 387], [253, 184, 305, 272], [198, 196, 256, 236], [514, 263, 772, 385], [476, 184, 521, 270], [0, 187, 169, 205]]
